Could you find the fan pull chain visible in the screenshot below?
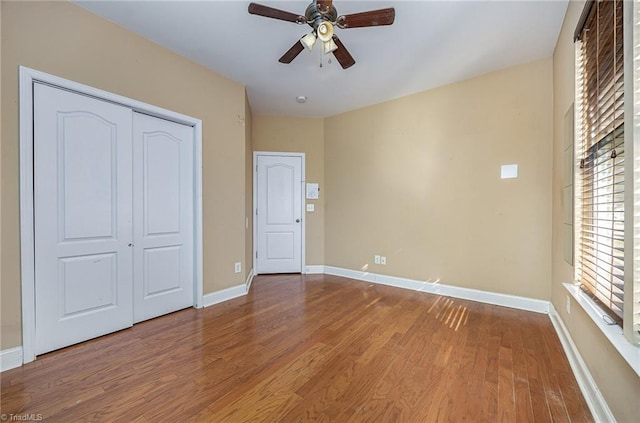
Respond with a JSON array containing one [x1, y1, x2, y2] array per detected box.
[[318, 55, 332, 68]]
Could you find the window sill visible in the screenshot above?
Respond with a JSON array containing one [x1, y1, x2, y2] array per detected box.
[[563, 283, 640, 377]]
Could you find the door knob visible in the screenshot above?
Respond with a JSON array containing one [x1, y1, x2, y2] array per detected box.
[[296, 219, 301, 223]]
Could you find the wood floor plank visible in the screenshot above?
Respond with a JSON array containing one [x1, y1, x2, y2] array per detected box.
[[481, 305, 502, 422], [523, 315, 554, 423], [511, 315, 536, 423], [531, 315, 573, 423], [331, 345, 402, 420], [498, 345, 516, 422], [0, 274, 593, 422], [210, 342, 331, 421]]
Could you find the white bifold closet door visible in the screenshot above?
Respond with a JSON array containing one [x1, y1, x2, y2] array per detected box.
[[132, 112, 193, 323], [34, 83, 134, 355], [34, 84, 194, 355]]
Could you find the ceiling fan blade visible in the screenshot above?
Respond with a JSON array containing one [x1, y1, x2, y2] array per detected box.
[[248, 2, 306, 24], [336, 8, 395, 29], [279, 41, 305, 64], [332, 36, 355, 69]]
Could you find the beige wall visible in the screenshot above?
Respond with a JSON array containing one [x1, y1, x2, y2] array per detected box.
[[252, 116, 325, 266], [324, 59, 553, 300], [1, 1, 249, 349], [0, 2, 4, 351], [551, 2, 640, 421], [244, 94, 254, 276]]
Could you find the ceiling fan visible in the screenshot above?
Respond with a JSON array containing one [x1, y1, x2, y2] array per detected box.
[[248, 0, 395, 69]]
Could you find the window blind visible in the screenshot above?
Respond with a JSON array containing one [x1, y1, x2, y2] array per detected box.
[[633, 0, 640, 337], [575, 0, 625, 326]]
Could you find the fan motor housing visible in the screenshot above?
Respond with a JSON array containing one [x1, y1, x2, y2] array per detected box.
[[305, 2, 337, 29]]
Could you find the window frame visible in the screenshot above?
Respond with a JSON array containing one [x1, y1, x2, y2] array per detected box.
[[574, 0, 626, 330], [571, 0, 640, 362]]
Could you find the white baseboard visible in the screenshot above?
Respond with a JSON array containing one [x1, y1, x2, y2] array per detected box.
[[202, 283, 247, 308], [245, 268, 255, 292], [549, 305, 615, 423], [417, 280, 549, 314], [202, 269, 256, 308], [1, 347, 23, 372], [305, 265, 325, 274], [323, 266, 549, 314]]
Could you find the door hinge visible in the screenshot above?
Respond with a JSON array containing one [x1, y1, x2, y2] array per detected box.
[[256, 165, 258, 172], [255, 208, 258, 215], [256, 251, 258, 259]]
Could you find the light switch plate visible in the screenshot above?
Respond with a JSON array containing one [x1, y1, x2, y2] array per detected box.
[[307, 204, 314, 212], [501, 164, 518, 179], [306, 183, 319, 199]]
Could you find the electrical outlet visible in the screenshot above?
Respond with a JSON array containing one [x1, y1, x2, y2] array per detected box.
[[381, 256, 387, 265], [374, 255, 381, 264], [566, 295, 571, 314], [234, 262, 242, 273]]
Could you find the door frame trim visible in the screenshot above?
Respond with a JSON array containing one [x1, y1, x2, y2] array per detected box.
[[253, 152, 306, 275], [18, 66, 204, 363]]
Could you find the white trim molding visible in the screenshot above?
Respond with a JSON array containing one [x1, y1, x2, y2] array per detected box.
[[305, 265, 325, 274], [1, 347, 24, 372], [323, 266, 550, 314], [564, 283, 640, 377], [19, 66, 204, 363], [418, 279, 549, 314], [199, 268, 254, 309], [245, 269, 255, 293], [202, 284, 248, 308], [549, 304, 616, 423]]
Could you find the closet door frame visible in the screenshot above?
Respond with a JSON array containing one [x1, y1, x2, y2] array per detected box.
[[18, 66, 204, 364]]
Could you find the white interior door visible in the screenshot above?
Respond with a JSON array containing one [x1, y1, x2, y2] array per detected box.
[[256, 154, 303, 273], [133, 112, 194, 323], [34, 83, 134, 355]]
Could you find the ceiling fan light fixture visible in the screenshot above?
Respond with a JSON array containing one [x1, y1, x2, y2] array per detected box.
[[322, 38, 338, 54], [300, 32, 317, 51], [316, 21, 334, 42], [249, 1, 396, 69]]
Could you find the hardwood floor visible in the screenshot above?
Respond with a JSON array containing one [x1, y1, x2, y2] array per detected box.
[[1, 274, 593, 422]]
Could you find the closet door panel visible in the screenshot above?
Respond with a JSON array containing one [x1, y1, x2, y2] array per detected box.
[[34, 83, 134, 355], [133, 112, 194, 323]]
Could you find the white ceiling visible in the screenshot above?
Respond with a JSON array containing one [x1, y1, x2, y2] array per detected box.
[[75, 0, 568, 118]]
